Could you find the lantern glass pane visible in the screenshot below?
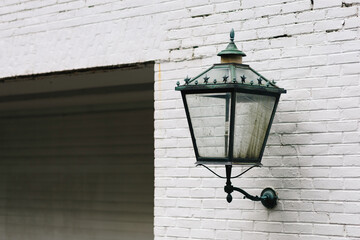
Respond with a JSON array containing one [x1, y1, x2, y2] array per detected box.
[[190, 68, 230, 85], [233, 93, 276, 159], [235, 67, 261, 83], [186, 93, 231, 158]]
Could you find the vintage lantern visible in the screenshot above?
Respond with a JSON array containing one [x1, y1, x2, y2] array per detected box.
[[175, 29, 286, 208]]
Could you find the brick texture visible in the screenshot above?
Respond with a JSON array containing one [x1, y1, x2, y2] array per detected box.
[[1, 0, 360, 239]]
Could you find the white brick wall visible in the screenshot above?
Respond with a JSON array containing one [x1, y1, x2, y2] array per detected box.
[[1, 0, 360, 239]]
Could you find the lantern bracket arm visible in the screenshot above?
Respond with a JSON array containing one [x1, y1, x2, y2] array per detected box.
[[224, 184, 278, 209], [224, 165, 278, 209], [196, 163, 260, 179], [225, 185, 262, 202], [233, 187, 263, 201]]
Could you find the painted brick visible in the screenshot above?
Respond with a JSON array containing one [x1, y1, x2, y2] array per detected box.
[[228, 220, 253, 230], [343, 132, 360, 143], [214, 1, 240, 13], [297, 33, 327, 45], [329, 190, 360, 201], [189, 4, 213, 17], [340, 39, 360, 52], [242, 18, 269, 30], [270, 37, 297, 49], [243, 231, 269, 240], [326, 120, 358, 132], [202, 219, 227, 230], [281, 1, 311, 13], [297, 9, 326, 22], [299, 212, 330, 223], [254, 5, 282, 17], [313, 0, 342, 9], [329, 144, 359, 155], [328, 52, 360, 64], [190, 229, 215, 239], [313, 202, 344, 213], [328, 75, 358, 87], [342, 62, 360, 74], [313, 224, 345, 236], [2, 0, 360, 239], [269, 233, 300, 240], [299, 55, 328, 67], [254, 221, 282, 232], [269, 14, 297, 26], [166, 227, 190, 237], [301, 156, 344, 167], [285, 22, 314, 35], [344, 16, 360, 29], [309, 44, 341, 56], [347, 225, 360, 237], [177, 199, 202, 208], [341, 108, 360, 120], [257, 27, 286, 39], [330, 213, 360, 225], [328, 97, 360, 109], [283, 223, 313, 234], [314, 19, 344, 32], [327, 6, 357, 18], [327, 30, 358, 42], [313, 179, 343, 189], [280, 67, 311, 79], [343, 155, 360, 167], [268, 211, 299, 222]]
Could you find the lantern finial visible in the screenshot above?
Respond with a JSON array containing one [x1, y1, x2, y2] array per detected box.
[[218, 29, 246, 63], [230, 28, 235, 42]]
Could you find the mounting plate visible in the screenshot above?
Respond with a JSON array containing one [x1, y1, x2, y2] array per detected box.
[[260, 187, 278, 209]]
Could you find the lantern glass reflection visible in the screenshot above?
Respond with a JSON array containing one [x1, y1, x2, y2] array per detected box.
[[233, 93, 276, 159], [186, 93, 231, 158]]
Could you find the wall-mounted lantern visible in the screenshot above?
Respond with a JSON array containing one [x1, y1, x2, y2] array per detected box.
[[175, 29, 286, 209]]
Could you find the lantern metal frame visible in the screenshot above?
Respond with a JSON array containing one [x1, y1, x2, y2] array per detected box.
[[175, 29, 286, 209], [176, 63, 286, 165]]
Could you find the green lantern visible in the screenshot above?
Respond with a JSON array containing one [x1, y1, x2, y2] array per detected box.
[[175, 29, 286, 208]]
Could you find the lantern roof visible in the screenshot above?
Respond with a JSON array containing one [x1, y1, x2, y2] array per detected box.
[[175, 63, 286, 95], [176, 29, 286, 95]]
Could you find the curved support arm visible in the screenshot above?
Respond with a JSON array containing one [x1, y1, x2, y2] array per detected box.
[[224, 165, 277, 209], [232, 186, 262, 201], [224, 183, 262, 202]]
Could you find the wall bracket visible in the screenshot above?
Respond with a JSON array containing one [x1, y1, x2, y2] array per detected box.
[[224, 165, 277, 209]]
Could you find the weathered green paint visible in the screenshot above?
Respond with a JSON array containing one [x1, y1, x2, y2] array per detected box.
[[217, 29, 246, 57], [175, 62, 286, 166]]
